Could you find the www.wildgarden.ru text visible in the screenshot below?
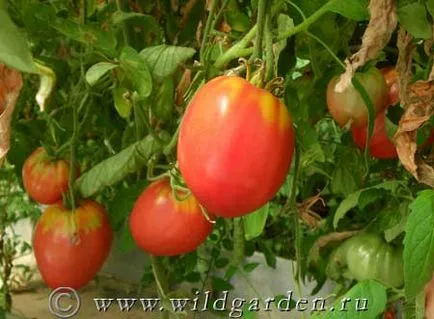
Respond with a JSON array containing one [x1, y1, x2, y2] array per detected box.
[[93, 290, 371, 318]]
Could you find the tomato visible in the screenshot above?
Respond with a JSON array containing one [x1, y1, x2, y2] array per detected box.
[[33, 200, 113, 289], [383, 309, 395, 319], [326, 67, 388, 127], [380, 66, 400, 106], [129, 178, 213, 256], [351, 110, 398, 159], [22, 147, 79, 205], [327, 233, 403, 288], [426, 273, 434, 319], [177, 76, 295, 218]]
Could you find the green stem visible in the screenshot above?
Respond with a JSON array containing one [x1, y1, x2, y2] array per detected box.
[[163, 123, 181, 157], [264, 10, 274, 81], [305, 32, 345, 69], [151, 256, 172, 319], [214, 26, 257, 69], [276, 0, 335, 41], [252, 0, 267, 60], [115, 0, 131, 46], [231, 217, 245, 269], [200, 0, 219, 63]]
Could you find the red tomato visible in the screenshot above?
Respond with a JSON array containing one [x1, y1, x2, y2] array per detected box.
[[426, 273, 434, 319], [383, 309, 395, 319], [380, 67, 400, 106], [177, 76, 295, 218], [33, 200, 113, 289], [129, 178, 213, 256], [351, 110, 398, 159], [22, 147, 79, 205], [327, 67, 388, 127]]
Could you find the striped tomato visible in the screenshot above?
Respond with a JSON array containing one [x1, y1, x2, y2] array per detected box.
[[22, 147, 79, 204], [33, 200, 113, 289], [177, 76, 295, 218], [129, 178, 213, 256]]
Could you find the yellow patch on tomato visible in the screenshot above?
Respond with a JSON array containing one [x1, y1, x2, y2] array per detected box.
[[174, 195, 200, 214], [258, 93, 276, 124], [277, 101, 291, 131]]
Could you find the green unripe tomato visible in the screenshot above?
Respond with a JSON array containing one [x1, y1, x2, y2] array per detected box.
[[328, 233, 403, 288]]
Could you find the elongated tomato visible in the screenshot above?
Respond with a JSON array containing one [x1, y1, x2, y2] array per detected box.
[[177, 76, 295, 218], [33, 200, 113, 289], [129, 178, 213, 256]]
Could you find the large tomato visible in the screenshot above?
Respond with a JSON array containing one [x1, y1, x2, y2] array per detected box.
[[327, 233, 403, 288], [129, 178, 213, 256], [22, 147, 79, 204], [33, 200, 113, 289], [351, 110, 398, 159], [177, 76, 295, 218], [326, 67, 388, 127], [380, 66, 400, 106]]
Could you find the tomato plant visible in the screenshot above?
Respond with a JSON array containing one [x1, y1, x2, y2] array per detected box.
[[351, 110, 398, 159], [129, 178, 213, 256], [33, 200, 113, 289], [326, 67, 388, 127], [22, 147, 79, 204], [177, 76, 295, 218]]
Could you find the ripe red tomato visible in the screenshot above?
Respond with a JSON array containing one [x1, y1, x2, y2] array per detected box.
[[351, 110, 398, 159], [129, 178, 213, 256], [326, 67, 388, 127], [22, 147, 79, 205], [177, 76, 295, 218], [380, 66, 400, 106], [33, 200, 113, 289], [383, 309, 395, 319]]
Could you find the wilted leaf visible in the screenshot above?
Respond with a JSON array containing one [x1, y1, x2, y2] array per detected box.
[[0, 64, 23, 165], [35, 62, 56, 111], [336, 0, 398, 92], [395, 81, 434, 187], [396, 26, 415, 106], [140, 45, 196, 78]]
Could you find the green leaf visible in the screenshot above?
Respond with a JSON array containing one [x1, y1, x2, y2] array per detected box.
[[107, 180, 148, 230], [112, 87, 132, 118], [211, 277, 234, 291], [333, 181, 404, 228], [384, 115, 399, 141], [0, 10, 37, 73], [326, 0, 370, 21], [243, 262, 260, 273], [427, 0, 434, 18], [397, 3, 433, 39], [385, 200, 411, 242], [243, 203, 269, 241], [152, 78, 174, 122], [215, 258, 230, 268], [140, 45, 196, 78], [119, 220, 137, 253], [404, 190, 434, 298], [52, 18, 117, 56], [120, 46, 153, 99], [311, 280, 387, 319], [86, 62, 118, 86], [77, 135, 162, 197], [112, 11, 157, 27]]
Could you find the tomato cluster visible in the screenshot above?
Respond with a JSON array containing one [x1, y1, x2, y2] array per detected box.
[[23, 147, 113, 290]]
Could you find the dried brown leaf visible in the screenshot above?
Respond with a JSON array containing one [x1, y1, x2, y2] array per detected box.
[[336, 0, 398, 92], [395, 81, 434, 186], [0, 64, 23, 166], [175, 68, 192, 107], [396, 27, 415, 106]]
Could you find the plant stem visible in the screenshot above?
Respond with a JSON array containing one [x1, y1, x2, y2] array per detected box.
[[200, 0, 219, 63], [163, 123, 181, 156], [264, 10, 274, 82], [305, 32, 345, 69], [252, 0, 267, 60], [276, 0, 335, 41], [151, 256, 170, 319], [231, 217, 245, 269], [115, 0, 131, 46]]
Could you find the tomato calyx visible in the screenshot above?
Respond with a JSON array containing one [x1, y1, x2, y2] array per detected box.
[[146, 156, 216, 225]]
